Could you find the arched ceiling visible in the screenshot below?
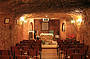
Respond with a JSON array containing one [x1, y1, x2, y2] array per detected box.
[[20, 13, 71, 18], [0, 0, 90, 15], [17, 13, 72, 22]]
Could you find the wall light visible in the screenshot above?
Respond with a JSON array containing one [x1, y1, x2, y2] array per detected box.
[[77, 17, 82, 24], [20, 16, 27, 23], [20, 17, 25, 21], [71, 20, 75, 24], [76, 16, 82, 25], [71, 15, 83, 25]]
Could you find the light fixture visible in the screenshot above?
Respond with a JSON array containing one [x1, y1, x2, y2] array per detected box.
[[20, 17, 25, 21], [71, 15, 83, 25], [77, 16, 82, 23], [76, 15, 82, 25], [42, 18, 49, 22], [71, 20, 75, 24], [20, 16, 27, 23], [77, 18, 82, 23]]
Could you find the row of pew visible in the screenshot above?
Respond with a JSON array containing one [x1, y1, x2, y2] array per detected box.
[[57, 39, 90, 59], [0, 40, 42, 59]]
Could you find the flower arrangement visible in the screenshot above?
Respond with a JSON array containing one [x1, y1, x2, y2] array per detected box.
[[66, 34, 76, 40]]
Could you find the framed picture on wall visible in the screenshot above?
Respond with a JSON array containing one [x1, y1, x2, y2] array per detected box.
[[4, 18, 10, 24], [42, 22, 48, 30]]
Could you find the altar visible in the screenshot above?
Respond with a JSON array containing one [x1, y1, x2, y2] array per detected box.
[[40, 33, 57, 48], [40, 33, 53, 41], [41, 40, 58, 48]]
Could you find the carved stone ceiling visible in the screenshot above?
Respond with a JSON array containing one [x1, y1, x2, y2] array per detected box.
[[0, 0, 90, 14], [21, 13, 70, 18]]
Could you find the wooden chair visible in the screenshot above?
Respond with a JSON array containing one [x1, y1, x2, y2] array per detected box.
[[28, 48, 34, 57], [86, 53, 90, 59], [71, 53, 82, 59], [15, 55, 27, 59], [0, 56, 10, 59], [11, 46, 22, 56], [57, 40, 63, 44], [65, 48, 75, 57], [10, 56, 13, 59], [0, 50, 9, 56]]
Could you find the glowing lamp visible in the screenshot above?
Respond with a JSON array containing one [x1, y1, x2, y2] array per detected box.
[[20, 17, 25, 21], [77, 18, 82, 23], [71, 20, 75, 24]]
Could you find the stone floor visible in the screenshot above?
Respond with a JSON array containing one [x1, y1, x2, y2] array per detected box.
[[41, 49, 58, 59], [40, 40, 59, 59]]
